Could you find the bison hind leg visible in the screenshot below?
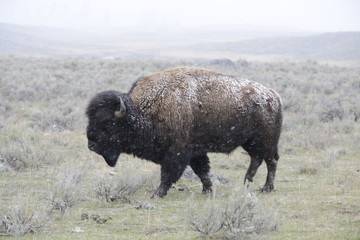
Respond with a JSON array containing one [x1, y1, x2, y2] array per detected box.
[[190, 155, 213, 194], [244, 154, 264, 185], [261, 157, 278, 192], [243, 154, 278, 193], [242, 139, 279, 193]]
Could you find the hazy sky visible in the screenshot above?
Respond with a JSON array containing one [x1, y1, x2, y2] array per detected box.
[[0, 0, 359, 32]]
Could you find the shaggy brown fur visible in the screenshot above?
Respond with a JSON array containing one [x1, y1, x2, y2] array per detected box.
[[86, 67, 282, 198]]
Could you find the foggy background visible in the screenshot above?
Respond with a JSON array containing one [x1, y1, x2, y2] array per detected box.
[[0, 0, 359, 61], [1, 0, 360, 31]]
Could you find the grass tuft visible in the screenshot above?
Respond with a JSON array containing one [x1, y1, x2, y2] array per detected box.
[[299, 167, 319, 175], [1, 204, 48, 236], [186, 188, 278, 237], [0, 127, 62, 171], [94, 168, 142, 203], [46, 167, 84, 217]]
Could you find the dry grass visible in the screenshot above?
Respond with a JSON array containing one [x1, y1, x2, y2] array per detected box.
[[0, 56, 359, 239], [1, 200, 49, 236], [186, 188, 278, 237], [47, 167, 84, 217]]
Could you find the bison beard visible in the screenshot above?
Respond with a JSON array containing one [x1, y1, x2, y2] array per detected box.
[[86, 67, 282, 198]]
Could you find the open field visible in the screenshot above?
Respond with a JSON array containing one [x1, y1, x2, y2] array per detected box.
[[0, 56, 359, 239]]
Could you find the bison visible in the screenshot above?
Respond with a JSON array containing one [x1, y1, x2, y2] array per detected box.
[[86, 67, 282, 198]]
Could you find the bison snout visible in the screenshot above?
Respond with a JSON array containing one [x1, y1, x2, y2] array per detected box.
[[88, 141, 96, 151]]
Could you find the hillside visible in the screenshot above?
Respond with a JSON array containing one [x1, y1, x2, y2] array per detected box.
[[1, 22, 359, 60], [191, 32, 360, 60], [0, 23, 104, 56]]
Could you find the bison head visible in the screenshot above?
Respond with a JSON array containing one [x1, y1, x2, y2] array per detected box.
[[86, 90, 128, 167]]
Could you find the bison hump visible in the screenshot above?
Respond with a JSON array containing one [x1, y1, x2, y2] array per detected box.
[[129, 67, 281, 140]]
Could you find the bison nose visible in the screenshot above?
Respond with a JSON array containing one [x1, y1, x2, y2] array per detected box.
[[88, 141, 96, 151]]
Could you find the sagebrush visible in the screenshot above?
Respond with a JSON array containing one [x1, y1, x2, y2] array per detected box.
[[187, 188, 278, 237]]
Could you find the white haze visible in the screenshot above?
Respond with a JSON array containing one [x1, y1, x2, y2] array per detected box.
[[0, 0, 359, 32]]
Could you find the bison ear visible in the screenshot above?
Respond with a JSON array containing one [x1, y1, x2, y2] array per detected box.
[[114, 96, 127, 118]]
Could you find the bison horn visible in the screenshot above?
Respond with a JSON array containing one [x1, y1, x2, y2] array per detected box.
[[114, 96, 126, 118]]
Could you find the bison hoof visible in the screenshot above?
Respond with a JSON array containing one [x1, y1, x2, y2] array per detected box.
[[202, 187, 213, 195], [244, 178, 253, 189], [151, 188, 167, 199], [260, 185, 275, 193], [244, 176, 254, 185], [151, 192, 165, 199]]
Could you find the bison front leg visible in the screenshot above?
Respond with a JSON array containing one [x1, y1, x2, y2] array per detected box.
[[151, 149, 190, 198], [190, 155, 212, 194], [261, 158, 278, 192]]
